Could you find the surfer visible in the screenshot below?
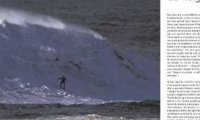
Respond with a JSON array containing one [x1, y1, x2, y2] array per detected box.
[[58, 75, 67, 90]]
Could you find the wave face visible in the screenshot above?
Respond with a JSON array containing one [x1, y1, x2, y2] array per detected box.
[[0, 8, 159, 104]]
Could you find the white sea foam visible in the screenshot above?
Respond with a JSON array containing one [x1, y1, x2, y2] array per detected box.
[[33, 114, 133, 120], [64, 24, 105, 40], [0, 77, 104, 104], [32, 115, 159, 120], [0, 8, 65, 29], [40, 46, 56, 52]]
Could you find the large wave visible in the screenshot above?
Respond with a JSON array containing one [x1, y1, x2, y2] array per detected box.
[[0, 8, 159, 104]]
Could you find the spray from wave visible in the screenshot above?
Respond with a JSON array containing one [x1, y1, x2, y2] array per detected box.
[[0, 7, 104, 40], [0, 8, 65, 29], [0, 77, 103, 104]]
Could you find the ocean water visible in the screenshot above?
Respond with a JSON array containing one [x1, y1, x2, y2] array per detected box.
[[0, 1, 160, 119], [0, 101, 160, 119], [0, 8, 159, 103], [28, 115, 159, 120]]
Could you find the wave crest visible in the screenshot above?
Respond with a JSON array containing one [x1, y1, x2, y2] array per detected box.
[[0, 7, 104, 40], [0, 8, 65, 29]]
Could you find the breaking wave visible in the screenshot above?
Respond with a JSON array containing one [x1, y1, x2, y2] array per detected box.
[[0, 7, 159, 104], [0, 7, 104, 40]]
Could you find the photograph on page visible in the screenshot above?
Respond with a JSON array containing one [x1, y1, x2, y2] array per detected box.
[[0, 0, 160, 119]]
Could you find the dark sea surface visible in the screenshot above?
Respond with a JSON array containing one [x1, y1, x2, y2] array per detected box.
[[0, 100, 160, 119]]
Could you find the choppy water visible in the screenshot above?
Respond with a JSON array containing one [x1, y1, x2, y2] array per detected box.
[[0, 100, 160, 119], [30, 115, 159, 120]]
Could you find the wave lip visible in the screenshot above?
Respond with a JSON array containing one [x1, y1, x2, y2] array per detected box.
[[0, 7, 104, 40], [0, 7, 65, 29]]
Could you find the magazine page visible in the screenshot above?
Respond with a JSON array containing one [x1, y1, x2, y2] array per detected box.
[[161, 0, 200, 119]]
